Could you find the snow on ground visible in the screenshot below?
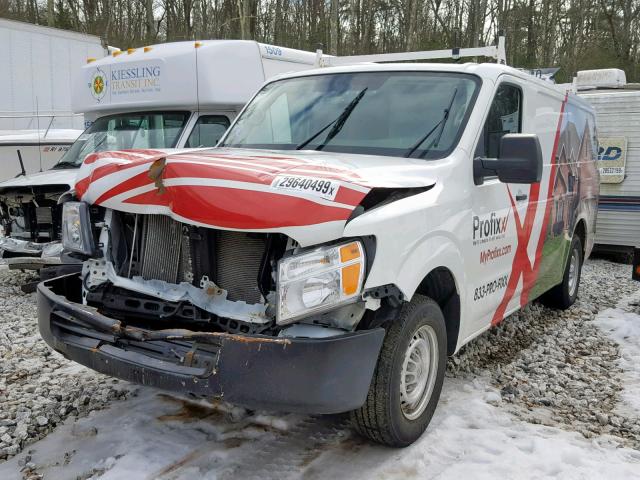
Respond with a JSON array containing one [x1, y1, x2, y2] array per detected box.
[[595, 291, 640, 418], [1, 374, 639, 479], [1, 259, 640, 479], [303, 378, 640, 480]]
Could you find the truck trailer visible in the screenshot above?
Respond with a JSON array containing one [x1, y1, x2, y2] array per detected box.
[[577, 69, 640, 279], [0, 18, 105, 177]]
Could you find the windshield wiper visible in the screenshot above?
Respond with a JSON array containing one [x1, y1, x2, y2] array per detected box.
[[52, 161, 79, 169], [296, 88, 368, 151], [404, 88, 458, 159]]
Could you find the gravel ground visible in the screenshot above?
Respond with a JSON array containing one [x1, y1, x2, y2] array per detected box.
[[448, 257, 640, 449], [0, 268, 129, 462], [0, 257, 638, 466]]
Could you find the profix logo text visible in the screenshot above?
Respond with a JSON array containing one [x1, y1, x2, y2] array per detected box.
[[473, 212, 509, 245]]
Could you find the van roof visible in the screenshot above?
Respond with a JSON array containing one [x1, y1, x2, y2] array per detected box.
[[266, 61, 589, 107], [268, 61, 548, 85]]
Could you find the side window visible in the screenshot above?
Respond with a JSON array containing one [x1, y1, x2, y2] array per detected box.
[[185, 115, 230, 148], [476, 84, 522, 159]]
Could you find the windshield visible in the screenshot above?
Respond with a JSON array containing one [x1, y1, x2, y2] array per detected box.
[[221, 72, 480, 159], [52, 111, 190, 169]]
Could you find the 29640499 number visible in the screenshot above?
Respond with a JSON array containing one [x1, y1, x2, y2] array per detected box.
[[270, 175, 339, 201]]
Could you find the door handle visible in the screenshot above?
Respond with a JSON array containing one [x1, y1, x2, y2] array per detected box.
[[516, 193, 528, 201]]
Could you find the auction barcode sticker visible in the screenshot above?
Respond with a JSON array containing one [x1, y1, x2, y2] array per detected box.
[[270, 175, 339, 201]]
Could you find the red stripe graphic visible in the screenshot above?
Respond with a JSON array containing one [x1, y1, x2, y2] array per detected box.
[[521, 96, 568, 306], [76, 158, 158, 199], [94, 171, 156, 205], [491, 95, 567, 326], [79, 149, 369, 203], [123, 185, 355, 229]]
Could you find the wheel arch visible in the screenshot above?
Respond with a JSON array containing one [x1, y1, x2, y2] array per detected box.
[[388, 233, 465, 356], [413, 267, 461, 356], [574, 217, 587, 257]]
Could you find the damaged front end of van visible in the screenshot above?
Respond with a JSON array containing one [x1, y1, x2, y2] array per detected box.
[[37, 147, 438, 413]]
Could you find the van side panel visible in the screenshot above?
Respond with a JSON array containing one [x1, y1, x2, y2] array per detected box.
[[485, 91, 598, 333], [527, 98, 599, 300]]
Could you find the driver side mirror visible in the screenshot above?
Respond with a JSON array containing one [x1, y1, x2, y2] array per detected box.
[[474, 134, 543, 185]]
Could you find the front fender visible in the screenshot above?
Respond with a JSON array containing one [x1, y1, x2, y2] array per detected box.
[[344, 184, 467, 304], [394, 233, 466, 302]]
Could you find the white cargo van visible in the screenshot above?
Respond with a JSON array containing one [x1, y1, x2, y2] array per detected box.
[[576, 69, 640, 279], [0, 40, 317, 269], [38, 43, 599, 446]]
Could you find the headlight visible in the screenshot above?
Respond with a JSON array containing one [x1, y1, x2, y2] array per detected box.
[[62, 202, 94, 255], [277, 241, 365, 325]]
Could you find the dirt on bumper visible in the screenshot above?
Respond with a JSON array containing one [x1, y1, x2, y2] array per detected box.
[[37, 273, 385, 414]]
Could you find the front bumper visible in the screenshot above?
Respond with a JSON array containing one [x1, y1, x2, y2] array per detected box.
[[38, 274, 385, 414]]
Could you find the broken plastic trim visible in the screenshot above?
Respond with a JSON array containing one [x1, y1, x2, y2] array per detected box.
[[83, 259, 270, 324], [54, 304, 289, 346], [0, 237, 60, 255], [347, 186, 434, 222], [115, 325, 291, 345]]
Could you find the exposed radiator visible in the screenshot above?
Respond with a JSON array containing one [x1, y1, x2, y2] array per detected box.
[[137, 215, 266, 305], [35, 207, 53, 224], [216, 231, 266, 304], [140, 215, 190, 283]]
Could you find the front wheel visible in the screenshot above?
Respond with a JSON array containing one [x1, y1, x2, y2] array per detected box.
[[351, 295, 447, 447], [540, 234, 583, 310]]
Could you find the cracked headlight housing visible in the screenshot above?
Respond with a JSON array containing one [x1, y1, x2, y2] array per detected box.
[[62, 202, 94, 255], [277, 241, 365, 325]]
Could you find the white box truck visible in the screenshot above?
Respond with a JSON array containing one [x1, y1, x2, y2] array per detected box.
[[38, 40, 599, 446], [0, 40, 318, 271]]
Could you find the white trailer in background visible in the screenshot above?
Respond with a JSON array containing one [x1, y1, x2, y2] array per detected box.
[[0, 18, 105, 131], [0, 19, 106, 177], [0, 39, 318, 273], [577, 69, 640, 278]]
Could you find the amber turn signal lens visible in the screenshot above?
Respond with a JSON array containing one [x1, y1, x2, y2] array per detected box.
[[340, 242, 361, 263], [341, 263, 361, 296]]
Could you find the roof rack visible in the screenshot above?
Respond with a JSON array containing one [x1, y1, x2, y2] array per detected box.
[[315, 35, 506, 68]]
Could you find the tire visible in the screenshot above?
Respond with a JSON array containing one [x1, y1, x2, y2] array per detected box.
[[540, 234, 583, 310], [350, 294, 447, 447]]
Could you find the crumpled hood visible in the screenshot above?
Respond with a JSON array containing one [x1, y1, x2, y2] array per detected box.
[[0, 168, 77, 193], [76, 148, 437, 245]]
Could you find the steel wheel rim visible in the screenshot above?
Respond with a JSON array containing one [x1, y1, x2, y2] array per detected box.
[[568, 248, 579, 296], [400, 324, 439, 421]]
